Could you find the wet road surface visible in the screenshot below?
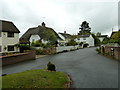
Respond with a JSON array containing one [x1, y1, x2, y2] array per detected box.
[[3, 47, 118, 88]]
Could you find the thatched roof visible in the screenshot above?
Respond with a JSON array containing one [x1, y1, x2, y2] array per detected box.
[[0, 20, 20, 33], [20, 25, 61, 44]]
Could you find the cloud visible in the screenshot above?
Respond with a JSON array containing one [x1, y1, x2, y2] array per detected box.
[[0, 0, 119, 37]]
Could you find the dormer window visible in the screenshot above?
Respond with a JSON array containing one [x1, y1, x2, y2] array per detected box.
[[7, 32, 14, 37]]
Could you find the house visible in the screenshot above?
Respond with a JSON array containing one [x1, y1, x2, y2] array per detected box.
[[20, 22, 61, 45], [75, 34, 94, 47], [110, 31, 118, 39], [97, 35, 108, 42], [0, 20, 20, 53], [58, 31, 72, 46]]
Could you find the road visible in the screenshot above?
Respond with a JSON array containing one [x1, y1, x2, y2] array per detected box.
[[2, 47, 118, 88]]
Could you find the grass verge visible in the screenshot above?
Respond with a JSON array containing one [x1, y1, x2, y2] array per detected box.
[[2, 69, 70, 88]]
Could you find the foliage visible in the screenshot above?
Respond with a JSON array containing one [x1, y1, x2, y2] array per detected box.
[[2, 69, 69, 88], [112, 31, 120, 39], [43, 29, 58, 44], [35, 49, 43, 55], [42, 43, 54, 49], [96, 48, 101, 54], [67, 39, 78, 46], [47, 62, 56, 71], [110, 31, 120, 45], [96, 32, 101, 36], [91, 33, 101, 46], [35, 47, 55, 55], [102, 37, 110, 44], [79, 21, 91, 35], [31, 40, 44, 47], [19, 44, 30, 53]]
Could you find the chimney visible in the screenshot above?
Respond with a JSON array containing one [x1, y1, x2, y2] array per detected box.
[[64, 31, 66, 34], [42, 22, 45, 27]]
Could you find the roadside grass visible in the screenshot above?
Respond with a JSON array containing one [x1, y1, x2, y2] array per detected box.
[[2, 69, 70, 88]]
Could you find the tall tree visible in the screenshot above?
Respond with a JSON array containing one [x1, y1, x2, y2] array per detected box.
[[79, 21, 91, 35]]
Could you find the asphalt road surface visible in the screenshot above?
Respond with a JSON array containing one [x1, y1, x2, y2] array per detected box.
[[3, 47, 118, 88]]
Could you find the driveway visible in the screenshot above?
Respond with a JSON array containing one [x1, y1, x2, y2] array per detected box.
[[2, 47, 118, 88]]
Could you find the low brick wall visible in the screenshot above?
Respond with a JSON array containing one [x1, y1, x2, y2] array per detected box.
[[101, 46, 120, 60], [1, 51, 36, 66]]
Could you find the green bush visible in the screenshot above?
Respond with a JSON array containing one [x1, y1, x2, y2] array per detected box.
[[96, 48, 101, 54], [35, 49, 43, 55], [19, 44, 30, 53], [67, 39, 78, 46]]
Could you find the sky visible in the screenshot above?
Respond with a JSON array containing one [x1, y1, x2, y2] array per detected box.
[[0, 0, 119, 37]]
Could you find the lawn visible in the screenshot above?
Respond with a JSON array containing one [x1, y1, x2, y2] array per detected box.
[[2, 69, 70, 88]]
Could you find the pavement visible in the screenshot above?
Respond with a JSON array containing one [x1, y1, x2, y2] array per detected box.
[[2, 47, 119, 88]]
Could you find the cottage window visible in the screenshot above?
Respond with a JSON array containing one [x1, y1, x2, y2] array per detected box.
[[7, 32, 14, 37], [8, 46, 14, 51]]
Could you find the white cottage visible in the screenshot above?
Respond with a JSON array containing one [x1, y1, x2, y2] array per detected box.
[[75, 34, 94, 47], [58, 31, 71, 46], [0, 20, 20, 53]]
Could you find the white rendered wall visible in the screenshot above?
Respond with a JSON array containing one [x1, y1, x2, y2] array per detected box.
[[29, 34, 41, 43], [0, 32, 19, 53]]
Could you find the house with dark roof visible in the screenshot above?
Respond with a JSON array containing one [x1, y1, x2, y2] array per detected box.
[[75, 34, 94, 47], [0, 20, 20, 53], [58, 31, 72, 46], [110, 31, 117, 39], [20, 22, 61, 45], [97, 35, 108, 42]]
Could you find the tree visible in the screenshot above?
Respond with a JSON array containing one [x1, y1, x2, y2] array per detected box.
[[67, 39, 78, 46], [96, 32, 101, 36], [43, 29, 58, 45], [79, 21, 91, 35], [91, 33, 101, 46], [109, 31, 120, 45], [102, 37, 110, 44]]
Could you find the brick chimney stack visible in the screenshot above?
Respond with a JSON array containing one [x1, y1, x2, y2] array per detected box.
[[64, 31, 66, 34], [42, 22, 45, 27]]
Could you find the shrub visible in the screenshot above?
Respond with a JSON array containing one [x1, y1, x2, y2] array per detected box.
[[47, 62, 56, 71], [35, 49, 43, 55], [104, 52, 110, 56], [67, 39, 78, 46], [20, 44, 30, 53], [96, 48, 101, 54]]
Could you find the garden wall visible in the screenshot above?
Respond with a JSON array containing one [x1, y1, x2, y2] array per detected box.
[[1, 51, 36, 66], [56, 45, 79, 53], [101, 46, 120, 60]]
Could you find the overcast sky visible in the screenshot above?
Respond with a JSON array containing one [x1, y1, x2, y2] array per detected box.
[[0, 0, 119, 37]]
